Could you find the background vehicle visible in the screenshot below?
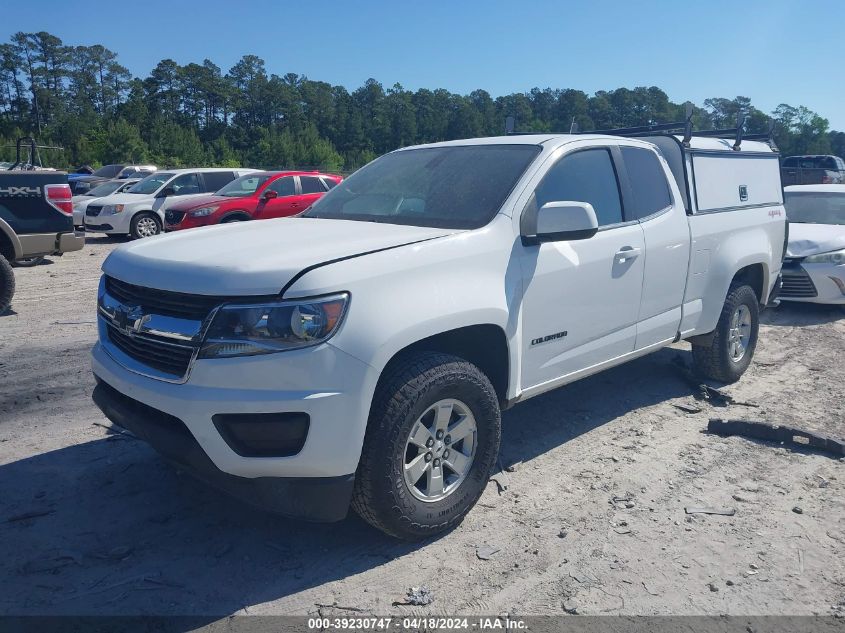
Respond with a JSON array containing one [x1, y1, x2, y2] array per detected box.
[[781, 155, 845, 185], [781, 184, 845, 304], [72, 178, 141, 228], [84, 168, 257, 239], [165, 170, 341, 231], [91, 121, 785, 540], [69, 164, 156, 195], [0, 138, 84, 312]]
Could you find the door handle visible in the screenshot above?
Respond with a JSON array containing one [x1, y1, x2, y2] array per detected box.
[[291, 202, 300, 208], [614, 246, 641, 264]]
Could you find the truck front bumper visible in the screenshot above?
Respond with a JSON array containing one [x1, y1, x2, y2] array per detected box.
[[92, 379, 355, 522], [91, 339, 379, 521]]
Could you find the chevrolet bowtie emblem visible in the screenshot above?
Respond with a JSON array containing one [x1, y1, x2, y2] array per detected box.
[[114, 305, 150, 336]]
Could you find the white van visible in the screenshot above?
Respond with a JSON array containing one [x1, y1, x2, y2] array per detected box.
[[84, 168, 257, 239]]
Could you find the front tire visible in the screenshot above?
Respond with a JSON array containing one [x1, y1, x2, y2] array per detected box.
[[352, 352, 501, 540], [0, 254, 15, 314], [691, 283, 759, 383], [130, 212, 162, 239]]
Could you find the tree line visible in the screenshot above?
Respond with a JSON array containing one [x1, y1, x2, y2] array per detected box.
[[1, 31, 842, 172]]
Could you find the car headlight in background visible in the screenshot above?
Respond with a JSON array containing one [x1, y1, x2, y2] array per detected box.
[[189, 206, 218, 217], [804, 249, 845, 265], [102, 204, 125, 214], [199, 293, 350, 358]]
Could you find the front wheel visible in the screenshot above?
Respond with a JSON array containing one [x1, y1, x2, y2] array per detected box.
[[130, 212, 162, 239], [691, 283, 760, 383], [352, 352, 501, 540]]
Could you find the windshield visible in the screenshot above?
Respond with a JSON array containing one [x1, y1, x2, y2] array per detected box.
[[303, 145, 541, 229], [127, 172, 174, 195], [84, 180, 126, 197], [784, 192, 845, 225], [216, 173, 272, 197], [92, 164, 124, 178]]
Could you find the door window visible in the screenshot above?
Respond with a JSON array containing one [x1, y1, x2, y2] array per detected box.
[[321, 177, 338, 190], [268, 176, 296, 196], [201, 171, 236, 193], [300, 176, 326, 194], [621, 147, 673, 219], [169, 173, 200, 196], [536, 148, 623, 226]]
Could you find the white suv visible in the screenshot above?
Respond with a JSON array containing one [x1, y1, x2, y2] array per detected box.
[[84, 168, 257, 239], [91, 132, 786, 539]]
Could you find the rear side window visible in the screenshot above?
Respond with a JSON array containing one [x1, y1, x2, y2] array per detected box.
[[321, 177, 338, 190], [536, 148, 623, 226], [621, 147, 673, 219], [202, 171, 236, 192], [268, 176, 296, 196], [300, 176, 326, 194], [821, 157, 837, 170], [169, 173, 200, 196]]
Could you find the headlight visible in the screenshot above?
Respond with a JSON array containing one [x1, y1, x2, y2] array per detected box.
[[199, 293, 349, 358], [102, 204, 125, 214], [804, 249, 845, 265], [190, 206, 217, 217]]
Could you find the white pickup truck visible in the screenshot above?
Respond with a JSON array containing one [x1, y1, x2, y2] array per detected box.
[[91, 130, 786, 539]]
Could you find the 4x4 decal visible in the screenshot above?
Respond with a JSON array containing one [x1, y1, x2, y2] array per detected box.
[[0, 185, 41, 197]]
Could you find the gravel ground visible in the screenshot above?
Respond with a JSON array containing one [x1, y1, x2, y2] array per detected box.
[[1, 236, 843, 618]]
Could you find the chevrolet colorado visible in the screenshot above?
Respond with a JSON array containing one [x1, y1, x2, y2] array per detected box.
[[91, 130, 786, 539]]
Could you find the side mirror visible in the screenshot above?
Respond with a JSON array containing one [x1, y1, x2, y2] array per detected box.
[[262, 190, 278, 200], [158, 187, 175, 198], [530, 201, 599, 243]]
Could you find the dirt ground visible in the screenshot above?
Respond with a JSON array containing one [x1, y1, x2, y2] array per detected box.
[[1, 236, 843, 618]]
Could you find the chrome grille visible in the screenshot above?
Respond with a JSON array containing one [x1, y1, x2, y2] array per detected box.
[[105, 276, 225, 321], [106, 325, 195, 378]]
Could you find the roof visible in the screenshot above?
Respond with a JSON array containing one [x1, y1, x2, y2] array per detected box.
[[150, 167, 258, 175], [397, 133, 775, 153], [784, 184, 845, 193]]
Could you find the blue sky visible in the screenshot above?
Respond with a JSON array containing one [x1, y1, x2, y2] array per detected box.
[[6, 0, 844, 129]]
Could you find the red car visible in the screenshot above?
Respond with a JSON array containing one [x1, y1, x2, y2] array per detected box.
[[164, 170, 342, 231]]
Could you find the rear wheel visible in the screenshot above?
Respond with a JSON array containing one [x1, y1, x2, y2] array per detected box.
[[0, 254, 15, 314], [130, 212, 161, 239], [352, 352, 501, 540], [691, 283, 759, 383]]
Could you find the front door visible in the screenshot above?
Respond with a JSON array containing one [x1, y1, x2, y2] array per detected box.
[[519, 146, 645, 390], [256, 176, 299, 219]]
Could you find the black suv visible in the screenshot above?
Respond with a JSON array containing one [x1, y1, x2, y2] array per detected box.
[[781, 155, 845, 185]]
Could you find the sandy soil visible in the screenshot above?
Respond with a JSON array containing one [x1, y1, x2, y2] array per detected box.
[[1, 236, 843, 618]]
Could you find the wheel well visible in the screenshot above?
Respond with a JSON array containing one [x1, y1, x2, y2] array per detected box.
[[732, 264, 765, 303], [383, 325, 509, 403], [221, 211, 251, 222], [0, 229, 14, 261]]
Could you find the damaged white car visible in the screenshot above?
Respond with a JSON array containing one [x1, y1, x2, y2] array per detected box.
[[782, 184, 845, 305]]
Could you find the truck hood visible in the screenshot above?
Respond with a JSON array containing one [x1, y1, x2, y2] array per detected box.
[[102, 218, 458, 295], [787, 222, 845, 258]]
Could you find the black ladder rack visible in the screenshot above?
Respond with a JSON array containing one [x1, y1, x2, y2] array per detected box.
[[508, 103, 777, 151]]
